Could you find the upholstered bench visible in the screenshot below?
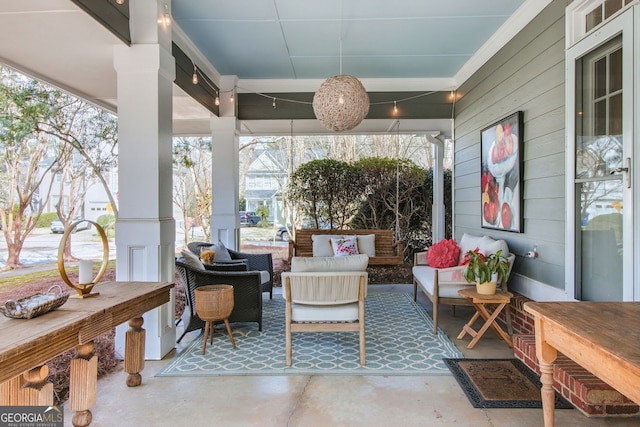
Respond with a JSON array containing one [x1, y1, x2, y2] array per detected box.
[[413, 233, 515, 334]]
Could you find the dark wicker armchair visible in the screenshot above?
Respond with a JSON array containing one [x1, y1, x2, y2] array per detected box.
[[187, 241, 273, 299], [175, 259, 263, 343]]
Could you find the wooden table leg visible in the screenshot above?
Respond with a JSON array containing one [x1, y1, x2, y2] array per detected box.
[[467, 303, 498, 348], [533, 317, 558, 427], [457, 302, 512, 349], [223, 319, 237, 348], [0, 366, 53, 406], [124, 316, 145, 387], [0, 376, 23, 405], [457, 311, 481, 340], [21, 366, 53, 405], [70, 342, 97, 427], [477, 302, 513, 347]]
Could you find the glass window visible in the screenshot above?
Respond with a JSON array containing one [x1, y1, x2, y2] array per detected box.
[[586, 5, 603, 32]]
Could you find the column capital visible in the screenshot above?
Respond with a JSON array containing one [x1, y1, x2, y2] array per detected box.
[[114, 44, 175, 82], [210, 116, 240, 133], [218, 75, 238, 117], [129, 0, 172, 47]]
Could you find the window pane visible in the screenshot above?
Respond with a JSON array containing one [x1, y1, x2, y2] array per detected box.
[[604, 0, 621, 19], [576, 135, 622, 178], [609, 93, 622, 135], [586, 6, 603, 32], [594, 100, 607, 135], [609, 48, 622, 92], [594, 57, 607, 98], [578, 180, 623, 301]]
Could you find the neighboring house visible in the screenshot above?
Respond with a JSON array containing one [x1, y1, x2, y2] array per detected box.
[[242, 149, 288, 225], [38, 159, 118, 224], [84, 167, 118, 222]]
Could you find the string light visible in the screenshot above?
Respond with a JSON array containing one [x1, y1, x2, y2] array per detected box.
[[393, 101, 398, 115], [229, 93, 234, 103], [273, 97, 277, 109], [250, 90, 439, 112], [214, 94, 220, 106], [191, 63, 198, 85], [159, 3, 171, 26], [115, 0, 125, 5]]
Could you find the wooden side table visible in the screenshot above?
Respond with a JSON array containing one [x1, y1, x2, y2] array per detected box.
[[456, 288, 513, 349]]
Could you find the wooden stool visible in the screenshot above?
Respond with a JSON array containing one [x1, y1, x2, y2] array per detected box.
[[194, 285, 236, 354], [457, 288, 513, 349]]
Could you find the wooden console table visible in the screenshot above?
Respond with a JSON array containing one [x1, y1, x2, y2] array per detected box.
[[0, 281, 173, 427], [524, 302, 640, 427]]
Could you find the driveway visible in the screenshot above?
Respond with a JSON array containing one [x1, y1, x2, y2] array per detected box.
[[0, 227, 116, 269], [0, 225, 286, 270]]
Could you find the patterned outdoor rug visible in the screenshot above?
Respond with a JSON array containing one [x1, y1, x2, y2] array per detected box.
[[156, 292, 462, 376], [443, 358, 573, 409]]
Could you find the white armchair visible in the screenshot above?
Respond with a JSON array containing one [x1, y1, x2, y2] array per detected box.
[[281, 255, 369, 366], [412, 234, 515, 334]]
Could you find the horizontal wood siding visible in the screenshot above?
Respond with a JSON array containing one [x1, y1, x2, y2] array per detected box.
[[453, 0, 570, 290]]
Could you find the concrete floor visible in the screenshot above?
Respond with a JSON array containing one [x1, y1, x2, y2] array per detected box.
[[66, 285, 640, 427]]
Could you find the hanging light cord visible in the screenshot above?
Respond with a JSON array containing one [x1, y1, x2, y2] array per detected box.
[[339, 0, 343, 75]]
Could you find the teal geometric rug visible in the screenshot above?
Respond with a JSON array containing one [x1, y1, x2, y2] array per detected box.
[[156, 292, 462, 376]]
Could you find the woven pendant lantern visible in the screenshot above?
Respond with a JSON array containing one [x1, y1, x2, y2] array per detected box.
[[313, 74, 369, 132]]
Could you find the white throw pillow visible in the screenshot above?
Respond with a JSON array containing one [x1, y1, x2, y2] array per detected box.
[[330, 237, 359, 257], [458, 233, 485, 263], [356, 234, 376, 257], [180, 250, 205, 270], [480, 236, 510, 258], [311, 234, 342, 257], [291, 254, 369, 272], [311, 234, 360, 256]]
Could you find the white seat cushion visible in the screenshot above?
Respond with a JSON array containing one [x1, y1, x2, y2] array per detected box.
[[412, 265, 474, 298], [412, 265, 436, 294], [259, 270, 270, 284], [291, 254, 369, 272], [291, 302, 359, 322]]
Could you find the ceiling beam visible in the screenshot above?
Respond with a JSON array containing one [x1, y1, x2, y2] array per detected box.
[[238, 91, 453, 121]]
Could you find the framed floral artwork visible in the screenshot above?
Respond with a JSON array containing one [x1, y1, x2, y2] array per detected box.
[[480, 111, 524, 232]]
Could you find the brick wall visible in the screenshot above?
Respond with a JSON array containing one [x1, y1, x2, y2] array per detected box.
[[504, 294, 639, 418]]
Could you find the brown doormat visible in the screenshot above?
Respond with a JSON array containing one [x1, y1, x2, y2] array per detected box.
[[443, 358, 573, 409]]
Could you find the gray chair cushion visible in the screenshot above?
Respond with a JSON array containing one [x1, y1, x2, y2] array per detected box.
[[210, 240, 233, 262], [180, 250, 205, 270]]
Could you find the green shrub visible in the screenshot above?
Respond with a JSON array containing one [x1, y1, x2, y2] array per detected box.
[[256, 205, 269, 221], [37, 212, 58, 227], [96, 214, 116, 237]]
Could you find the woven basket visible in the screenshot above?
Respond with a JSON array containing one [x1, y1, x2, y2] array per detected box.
[[1, 285, 70, 319], [195, 285, 234, 321], [476, 281, 497, 295]]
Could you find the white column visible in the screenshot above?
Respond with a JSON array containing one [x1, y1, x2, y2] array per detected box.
[[112, 0, 176, 360], [210, 76, 241, 249], [428, 135, 445, 243]]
